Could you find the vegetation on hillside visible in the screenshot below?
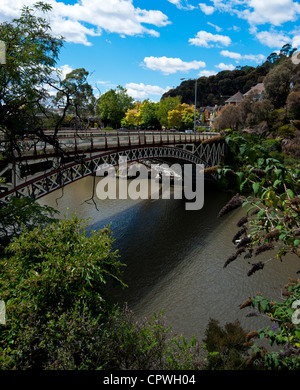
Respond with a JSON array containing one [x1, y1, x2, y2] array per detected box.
[[162, 44, 297, 107]]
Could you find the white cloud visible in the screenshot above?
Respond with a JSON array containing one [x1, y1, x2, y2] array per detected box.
[[210, 0, 300, 26], [293, 34, 300, 48], [0, 0, 171, 45], [198, 70, 217, 77], [207, 22, 222, 32], [199, 3, 215, 15], [220, 50, 266, 63], [243, 0, 300, 26], [142, 56, 206, 75], [125, 83, 171, 100], [255, 30, 291, 48], [215, 62, 236, 70], [220, 50, 242, 60], [189, 31, 231, 47], [167, 0, 195, 10], [59, 64, 74, 80]]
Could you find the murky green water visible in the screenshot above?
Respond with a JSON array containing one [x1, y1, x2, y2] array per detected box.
[[39, 176, 300, 341]]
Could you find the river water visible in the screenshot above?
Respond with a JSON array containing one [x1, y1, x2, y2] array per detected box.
[[39, 175, 300, 342]]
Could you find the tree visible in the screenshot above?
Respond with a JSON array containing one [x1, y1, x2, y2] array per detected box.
[[97, 86, 134, 128], [139, 100, 160, 129], [287, 90, 300, 119], [53, 68, 96, 131], [0, 3, 63, 144], [264, 58, 294, 109], [0, 215, 203, 370], [0, 196, 58, 248], [167, 103, 195, 130], [121, 102, 142, 128], [157, 96, 181, 128], [214, 104, 241, 130]]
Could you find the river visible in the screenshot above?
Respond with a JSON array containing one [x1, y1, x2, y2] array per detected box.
[[38, 175, 300, 342]]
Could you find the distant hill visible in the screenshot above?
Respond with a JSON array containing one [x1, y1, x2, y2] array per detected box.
[[161, 45, 297, 107]]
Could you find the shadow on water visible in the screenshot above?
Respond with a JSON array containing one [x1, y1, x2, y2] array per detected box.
[[39, 175, 300, 340], [89, 182, 232, 308]]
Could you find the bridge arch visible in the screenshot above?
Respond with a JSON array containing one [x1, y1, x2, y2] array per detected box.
[[0, 141, 225, 202]]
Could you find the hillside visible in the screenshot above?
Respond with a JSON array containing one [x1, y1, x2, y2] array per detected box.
[[162, 45, 296, 107]]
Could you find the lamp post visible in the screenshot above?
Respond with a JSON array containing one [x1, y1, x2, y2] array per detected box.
[[181, 77, 198, 132]]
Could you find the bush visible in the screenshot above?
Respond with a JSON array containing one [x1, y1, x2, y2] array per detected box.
[[276, 124, 295, 138], [202, 319, 252, 370], [0, 216, 204, 370]]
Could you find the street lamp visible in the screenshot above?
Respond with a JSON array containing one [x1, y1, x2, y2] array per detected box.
[[181, 77, 197, 132]]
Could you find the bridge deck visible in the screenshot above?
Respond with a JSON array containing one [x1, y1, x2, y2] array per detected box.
[[0, 131, 220, 160]]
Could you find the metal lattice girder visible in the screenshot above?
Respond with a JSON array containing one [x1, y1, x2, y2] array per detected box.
[[0, 136, 225, 202]]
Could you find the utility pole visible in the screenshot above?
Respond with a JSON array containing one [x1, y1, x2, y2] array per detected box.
[[194, 79, 197, 132], [181, 77, 198, 132]]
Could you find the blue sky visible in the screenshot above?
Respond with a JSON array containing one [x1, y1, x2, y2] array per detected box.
[[1, 0, 300, 101]]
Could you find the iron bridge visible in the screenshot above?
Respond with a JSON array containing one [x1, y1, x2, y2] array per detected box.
[[0, 130, 225, 202]]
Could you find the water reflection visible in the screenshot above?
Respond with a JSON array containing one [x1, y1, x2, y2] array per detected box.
[[39, 176, 300, 340]]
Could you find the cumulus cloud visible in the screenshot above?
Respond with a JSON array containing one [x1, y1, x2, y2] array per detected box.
[[254, 30, 291, 48], [199, 3, 215, 15], [243, 0, 300, 26], [142, 56, 206, 75], [125, 82, 171, 100], [210, 0, 300, 26], [220, 50, 266, 63], [189, 31, 231, 47], [198, 70, 217, 77], [0, 0, 170, 45], [215, 62, 236, 70]]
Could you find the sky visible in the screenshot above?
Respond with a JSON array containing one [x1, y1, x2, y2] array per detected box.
[[0, 0, 300, 102]]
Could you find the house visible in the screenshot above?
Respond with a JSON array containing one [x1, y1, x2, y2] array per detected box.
[[197, 105, 222, 127], [225, 91, 244, 105], [243, 83, 265, 101]]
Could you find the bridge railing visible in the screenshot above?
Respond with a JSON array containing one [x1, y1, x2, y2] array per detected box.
[[0, 131, 220, 158]]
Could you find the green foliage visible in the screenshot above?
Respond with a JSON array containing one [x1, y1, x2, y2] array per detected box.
[[0, 196, 58, 248], [242, 280, 300, 369], [0, 216, 124, 315], [218, 132, 300, 274], [54, 68, 96, 131], [163, 61, 271, 107], [0, 215, 204, 370], [276, 124, 295, 138], [0, 3, 63, 138], [157, 96, 182, 128], [264, 58, 294, 109], [96, 86, 134, 128], [167, 103, 196, 130], [202, 319, 252, 370]]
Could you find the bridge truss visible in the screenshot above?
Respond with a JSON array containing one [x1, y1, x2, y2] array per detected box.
[[0, 131, 225, 202]]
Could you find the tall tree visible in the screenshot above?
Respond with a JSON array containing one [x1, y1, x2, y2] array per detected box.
[[0, 2, 63, 145], [157, 96, 182, 129], [139, 100, 160, 129], [53, 68, 96, 131], [167, 103, 196, 130], [263, 58, 294, 109], [96, 86, 134, 128]]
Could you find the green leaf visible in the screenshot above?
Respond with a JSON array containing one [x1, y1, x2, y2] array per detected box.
[[295, 330, 300, 340], [273, 179, 282, 188], [286, 189, 295, 199], [257, 209, 266, 218], [252, 182, 260, 195]]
